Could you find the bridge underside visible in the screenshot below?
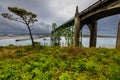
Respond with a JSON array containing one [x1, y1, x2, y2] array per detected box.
[[51, 0, 120, 48]]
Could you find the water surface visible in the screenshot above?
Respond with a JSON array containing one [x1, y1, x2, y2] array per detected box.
[[0, 37, 116, 48]]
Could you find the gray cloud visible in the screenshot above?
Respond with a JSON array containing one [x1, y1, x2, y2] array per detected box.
[[0, 0, 52, 34], [32, 21, 51, 34], [0, 0, 120, 35]]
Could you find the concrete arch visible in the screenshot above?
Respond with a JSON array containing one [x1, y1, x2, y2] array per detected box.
[[81, 25, 90, 47]]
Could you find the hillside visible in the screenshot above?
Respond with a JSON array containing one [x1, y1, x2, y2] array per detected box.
[[0, 45, 120, 80]]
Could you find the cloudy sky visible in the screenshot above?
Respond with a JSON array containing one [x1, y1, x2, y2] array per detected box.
[[0, 0, 120, 36]]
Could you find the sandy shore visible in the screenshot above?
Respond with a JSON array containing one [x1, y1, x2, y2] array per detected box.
[[0, 35, 44, 40]]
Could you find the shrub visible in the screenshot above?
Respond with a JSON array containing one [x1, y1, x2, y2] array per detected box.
[[23, 64, 32, 72], [59, 71, 72, 80]]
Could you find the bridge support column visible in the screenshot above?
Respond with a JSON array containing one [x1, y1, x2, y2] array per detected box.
[[116, 21, 120, 48], [74, 6, 82, 46], [51, 23, 57, 46], [87, 21, 97, 47]]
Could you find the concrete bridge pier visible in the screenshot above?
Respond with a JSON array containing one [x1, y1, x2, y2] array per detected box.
[[74, 6, 82, 46], [116, 20, 120, 48], [87, 21, 97, 47], [51, 23, 57, 46]]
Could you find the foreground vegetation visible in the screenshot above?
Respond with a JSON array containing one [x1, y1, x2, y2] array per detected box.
[[0, 45, 120, 80]]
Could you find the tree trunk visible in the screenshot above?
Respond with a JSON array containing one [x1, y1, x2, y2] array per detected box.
[[27, 24, 34, 47]]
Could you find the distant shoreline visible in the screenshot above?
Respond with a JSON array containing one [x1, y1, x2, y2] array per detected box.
[[0, 35, 51, 40], [0, 35, 116, 41], [0, 35, 38, 40], [83, 35, 116, 38]]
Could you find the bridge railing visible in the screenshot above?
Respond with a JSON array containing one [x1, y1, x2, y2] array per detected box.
[[79, 0, 109, 16]]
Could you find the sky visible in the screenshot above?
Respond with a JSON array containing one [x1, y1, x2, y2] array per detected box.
[[0, 0, 120, 36]]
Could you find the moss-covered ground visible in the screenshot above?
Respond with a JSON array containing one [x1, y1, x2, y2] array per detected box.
[[0, 45, 120, 80]]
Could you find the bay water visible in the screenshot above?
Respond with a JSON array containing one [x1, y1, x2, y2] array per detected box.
[[0, 37, 116, 48]]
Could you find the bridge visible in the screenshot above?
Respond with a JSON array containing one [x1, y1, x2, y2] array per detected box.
[[51, 0, 120, 48]]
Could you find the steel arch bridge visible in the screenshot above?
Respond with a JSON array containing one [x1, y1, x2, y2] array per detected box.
[[51, 0, 120, 48]]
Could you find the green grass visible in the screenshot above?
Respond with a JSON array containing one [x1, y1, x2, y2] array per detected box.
[[0, 45, 120, 80]]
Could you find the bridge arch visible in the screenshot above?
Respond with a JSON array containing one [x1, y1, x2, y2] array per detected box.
[[81, 25, 90, 47], [97, 14, 120, 48], [51, 0, 120, 47]]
